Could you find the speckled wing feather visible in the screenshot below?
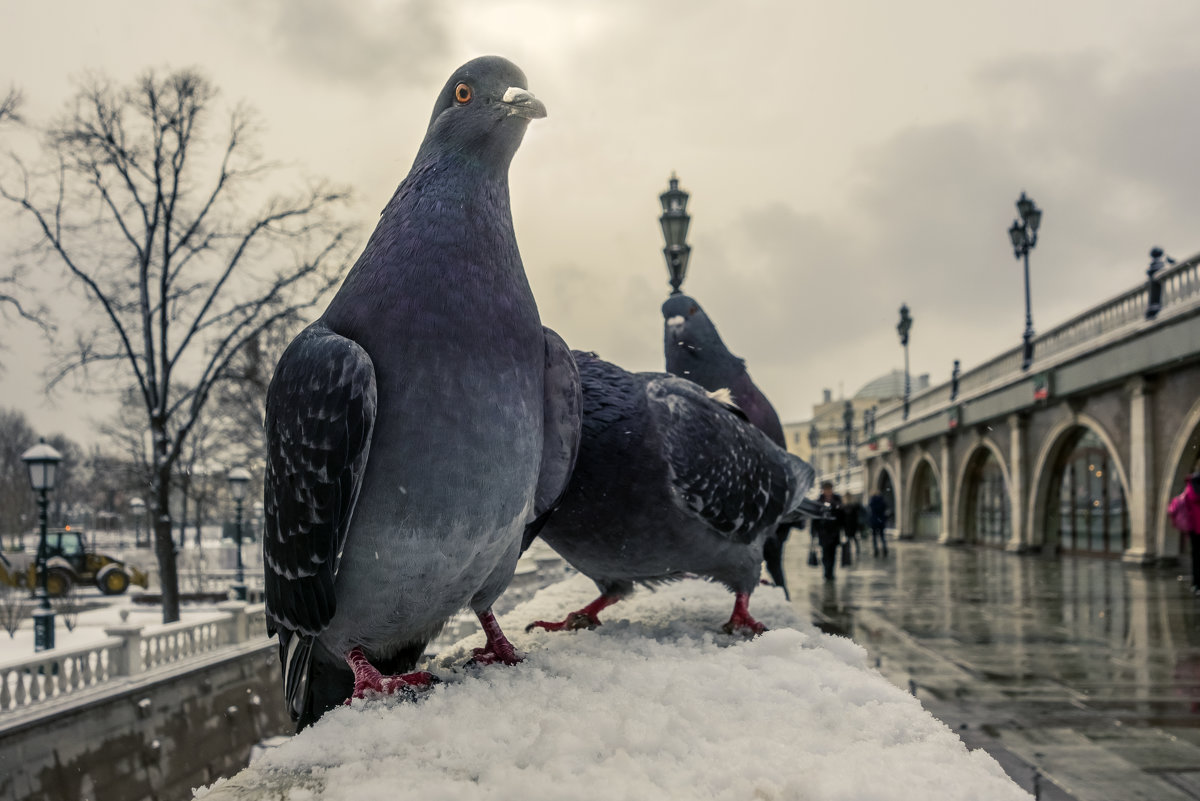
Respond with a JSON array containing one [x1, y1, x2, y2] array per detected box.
[[646, 375, 791, 544], [263, 321, 377, 637]]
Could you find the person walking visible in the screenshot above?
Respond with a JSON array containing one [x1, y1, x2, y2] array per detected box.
[[868, 490, 889, 557], [813, 481, 846, 581], [843, 495, 864, 558], [1169, 464, 1200, 594]]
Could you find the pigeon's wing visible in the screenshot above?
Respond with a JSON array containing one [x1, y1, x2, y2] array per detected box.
[[522, 327, 582, 550], [646, 375, 794, 544], [263, 321, 377, 637]]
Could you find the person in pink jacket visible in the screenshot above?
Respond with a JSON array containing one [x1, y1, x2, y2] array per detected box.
[[1169, 466, 1200, 594]]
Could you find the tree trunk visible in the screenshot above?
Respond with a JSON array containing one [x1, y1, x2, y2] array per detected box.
[[153, 463, 181, 623]]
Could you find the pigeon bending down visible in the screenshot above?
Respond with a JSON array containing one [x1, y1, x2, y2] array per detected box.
[[263, 56, 581, 729], [527, 352, 815, 637], [662, 293, 794, 599]]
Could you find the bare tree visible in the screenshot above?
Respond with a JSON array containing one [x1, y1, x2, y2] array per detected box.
[[0, 69, 358, 622], [0, 88, 51, 351]]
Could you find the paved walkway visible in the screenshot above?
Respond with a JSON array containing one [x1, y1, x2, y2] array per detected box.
[[785, 539, 1200, 801]]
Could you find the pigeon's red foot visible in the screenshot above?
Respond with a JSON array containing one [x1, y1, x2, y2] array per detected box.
[[345, 647, 437, 702], [721, 592, 767, 637], [469, 609, 523, 667], [525, 610, 603, 633], [524, 593, 622, 633]]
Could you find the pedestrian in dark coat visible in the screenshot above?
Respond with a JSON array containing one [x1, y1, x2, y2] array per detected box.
[[812, 481, 846, 580], [868, 491, 889, 557], [843, 495, 864, 557]]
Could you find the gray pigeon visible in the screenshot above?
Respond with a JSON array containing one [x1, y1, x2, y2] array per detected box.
[[527, 352, 815, 636], [661, 293, 794, 598], [263, 56, 581, 729]]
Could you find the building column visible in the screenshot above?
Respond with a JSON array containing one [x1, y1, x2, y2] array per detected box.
[[1124, 377, 1155, 564], [1007, 414, 1028, 552], [938, 435, 956, 543]]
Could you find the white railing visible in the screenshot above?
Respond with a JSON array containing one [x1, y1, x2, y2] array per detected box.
[[870, 252, 1200, 434], [0, 602, 270, 716]]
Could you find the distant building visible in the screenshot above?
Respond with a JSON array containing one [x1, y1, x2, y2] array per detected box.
[[784, 371, 929, 500]]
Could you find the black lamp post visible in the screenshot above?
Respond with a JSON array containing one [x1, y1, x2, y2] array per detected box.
[[842, 400, 855, 466], [658, 173, 691, 295], [1007, 191, 1042, 370], [227, 467, 250, 601], [21, 438, 62, 652], [897, 303, 913, 420]]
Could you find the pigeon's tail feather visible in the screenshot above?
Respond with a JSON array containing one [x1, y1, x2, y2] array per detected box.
[[762, 525, 791, 601], [280, 630, 315, 729], [782, 497, 830, 525]]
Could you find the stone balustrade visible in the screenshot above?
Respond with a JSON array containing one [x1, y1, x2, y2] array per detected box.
[[0, 602, 268, 715]]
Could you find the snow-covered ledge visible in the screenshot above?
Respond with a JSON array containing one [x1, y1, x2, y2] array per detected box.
[[196, 577, 1030, 801]]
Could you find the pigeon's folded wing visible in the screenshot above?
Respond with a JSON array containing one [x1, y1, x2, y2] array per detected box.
[[263, 322, 377, 637], [647, 376, 790, 544], [522, 327, 582, 549]]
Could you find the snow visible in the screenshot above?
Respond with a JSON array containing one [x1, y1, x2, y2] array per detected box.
[[197, 575, 1029, 801]]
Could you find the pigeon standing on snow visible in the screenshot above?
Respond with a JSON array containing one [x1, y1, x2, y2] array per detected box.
[[263, 56, 581, 729], [527, 352, 815, 636], [661, 293, 794, 598]]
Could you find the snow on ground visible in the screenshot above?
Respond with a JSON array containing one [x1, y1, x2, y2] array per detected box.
[[197, 575, 1030, 801]]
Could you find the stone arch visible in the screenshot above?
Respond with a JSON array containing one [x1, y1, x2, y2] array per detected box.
[[954, 436, 1012, 545], [1028, 412, 1132, 554], [1156, 396, 1200, 558], [904, 451, 942, 540]]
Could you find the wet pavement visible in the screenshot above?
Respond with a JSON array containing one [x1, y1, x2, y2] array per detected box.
[[785, 539, 1200, 800]]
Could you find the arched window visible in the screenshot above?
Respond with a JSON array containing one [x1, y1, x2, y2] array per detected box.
[[965, 449, 1010, 546], [911, 460, 941, 540], [1054, 428, 1128, 556]]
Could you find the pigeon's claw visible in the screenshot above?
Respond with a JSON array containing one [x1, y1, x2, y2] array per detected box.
[[468, 608, 523, 667], [722, 592, 767, 638], [525, 610, 602, 633], [524, 592, 623, 634], [345, 647, 437, 703]]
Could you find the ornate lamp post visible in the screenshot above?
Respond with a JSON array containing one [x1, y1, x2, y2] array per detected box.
[[21, 438, 62, 652], [897, 303, 913, 420], [1007, 191, 1042, 370], [658, 173, 691, 295], [130, 496, 145, 548], [227, 467, 251, 601]]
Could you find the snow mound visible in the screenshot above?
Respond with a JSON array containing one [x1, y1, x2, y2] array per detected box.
[[197, 575, 1029, 801]]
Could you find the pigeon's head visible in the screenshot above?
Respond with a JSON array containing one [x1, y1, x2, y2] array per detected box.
[[662, 293, 732, 356], [419, 56, 546, 171]]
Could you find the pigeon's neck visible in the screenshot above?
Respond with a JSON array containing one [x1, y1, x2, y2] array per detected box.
[[324, 153, 534, 338], [665, 340, 746, 390]]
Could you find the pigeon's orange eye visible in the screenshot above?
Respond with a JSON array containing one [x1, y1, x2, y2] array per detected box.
[[454, 83, 472, 104]]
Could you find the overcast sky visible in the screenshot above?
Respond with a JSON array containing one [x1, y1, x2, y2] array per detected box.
[[2, 0, 1199, 447]]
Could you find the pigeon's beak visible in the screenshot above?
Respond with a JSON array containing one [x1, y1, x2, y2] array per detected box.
[[501, 87, 547, 120], [665, 314, 686, 335]]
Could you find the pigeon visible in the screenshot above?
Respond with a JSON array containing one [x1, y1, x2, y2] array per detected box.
[[661, 293, 794, 598], [263, 56, 581, 729], [526, 352, 815, 636]]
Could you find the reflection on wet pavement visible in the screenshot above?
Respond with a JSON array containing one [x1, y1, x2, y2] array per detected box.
[[785, 540, 1200, 801]]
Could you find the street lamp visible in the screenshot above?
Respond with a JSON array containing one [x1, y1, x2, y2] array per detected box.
[[658, 173, 692, 295], [897, 303, 913, 420], [130, 497, 145, 548], [1007, 191, 1042, 370], [227, 467, 251, 601], [21, 438, 62, 652]]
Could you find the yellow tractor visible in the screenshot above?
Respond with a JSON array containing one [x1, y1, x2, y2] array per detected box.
[[0, 529, 149, 596]]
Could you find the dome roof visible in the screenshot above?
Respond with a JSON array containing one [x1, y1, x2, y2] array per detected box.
[[854, 370, 906, 400]]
